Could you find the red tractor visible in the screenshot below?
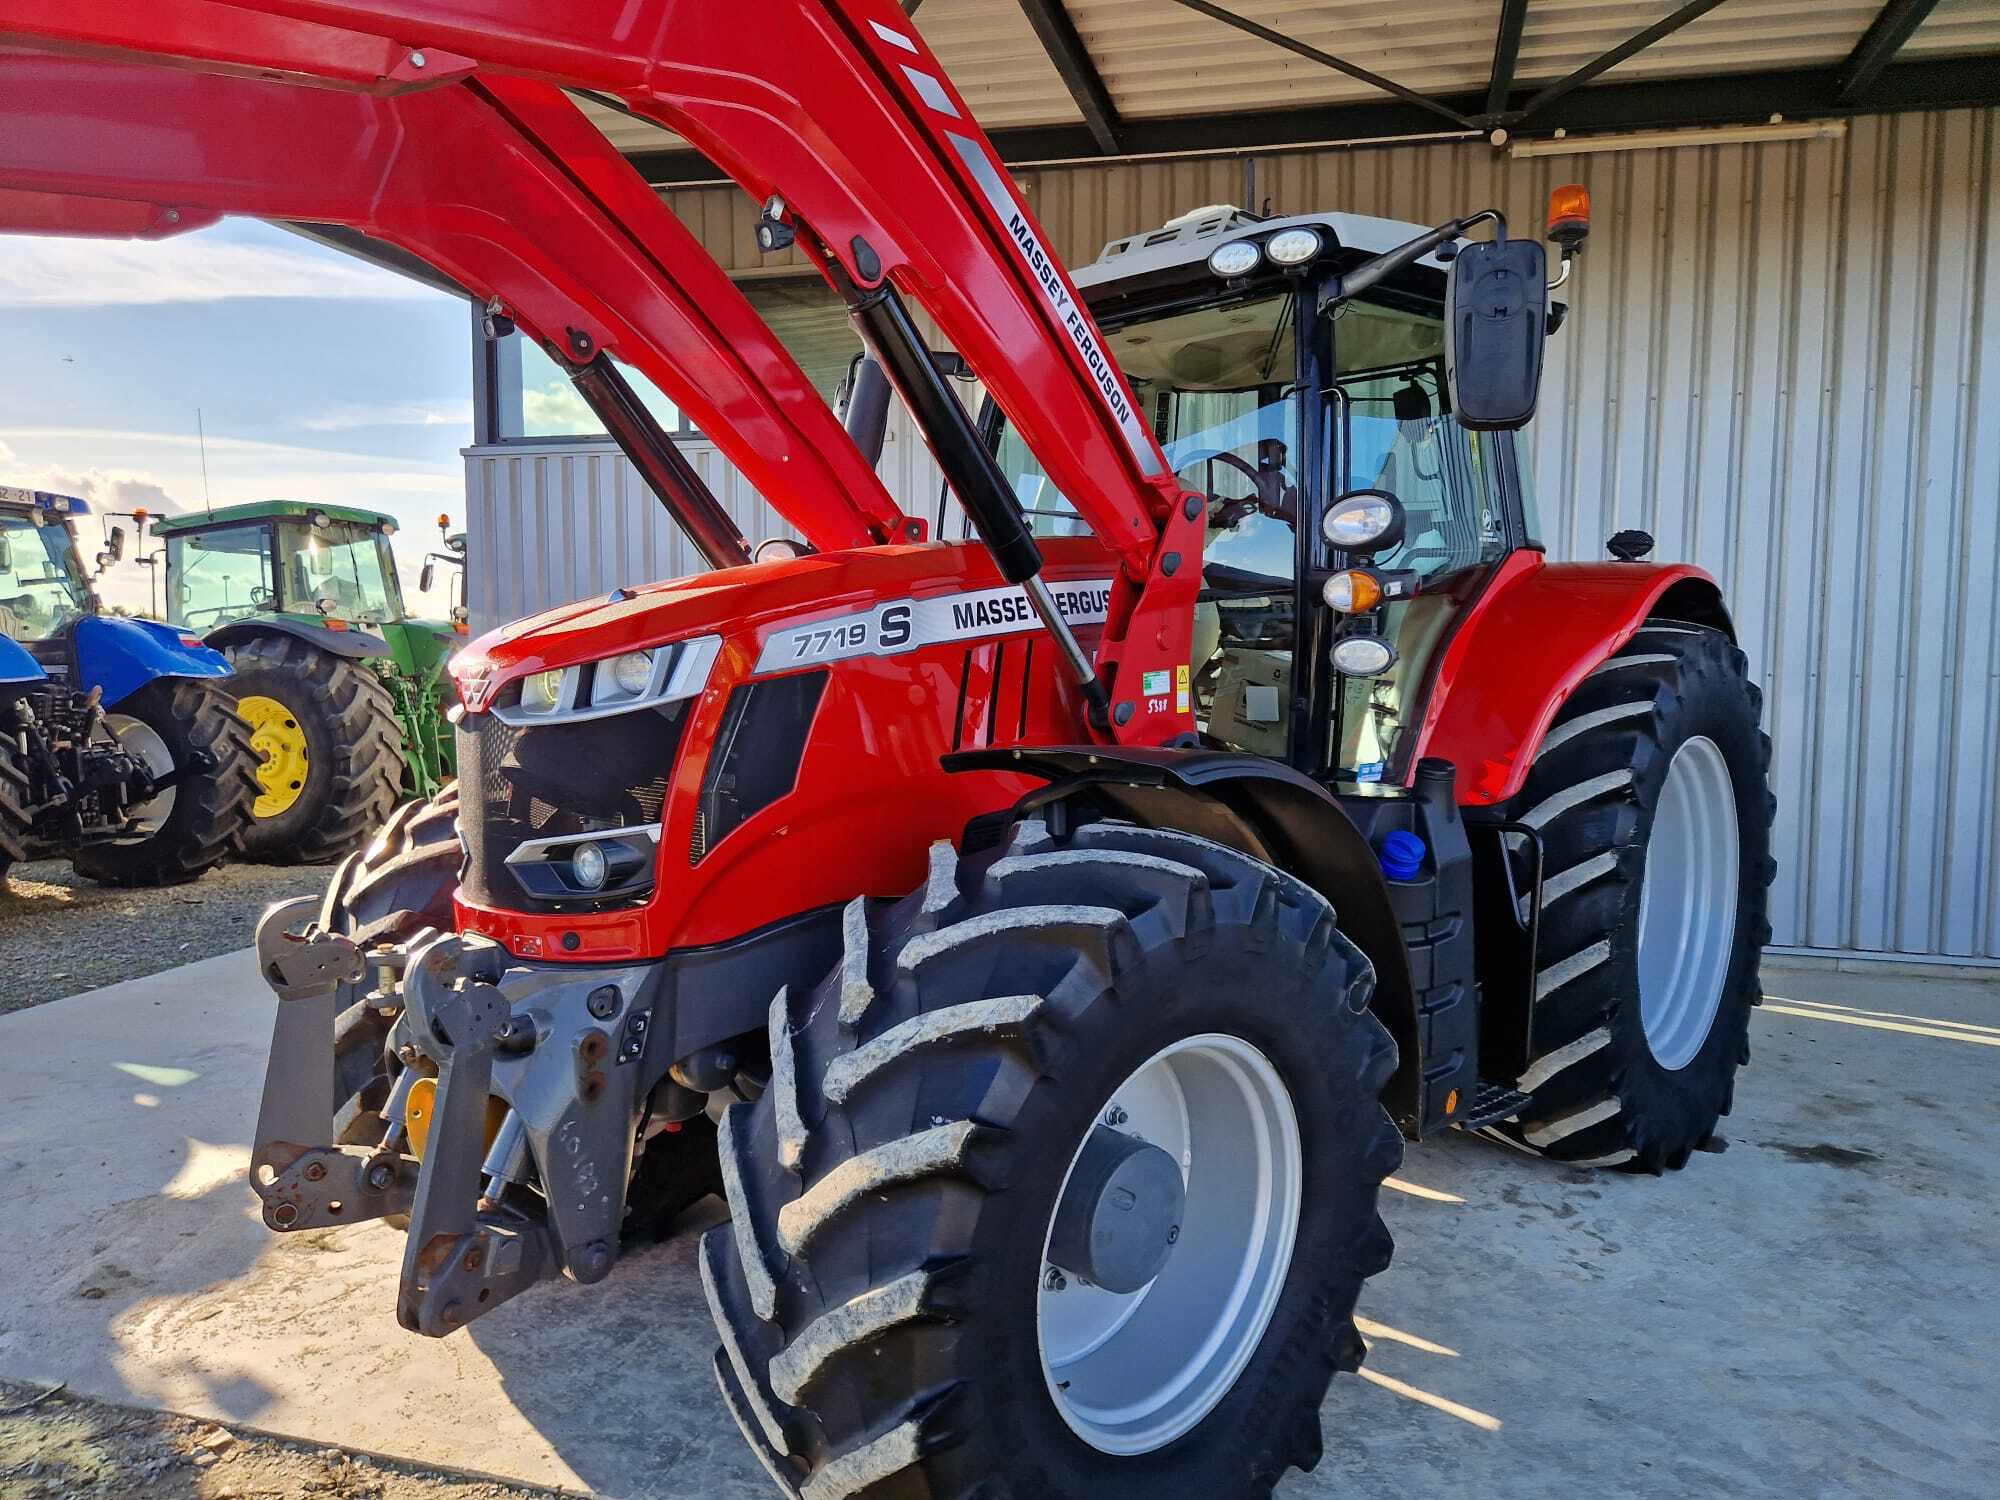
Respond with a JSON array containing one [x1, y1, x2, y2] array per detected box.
[[1, 6, 1772, 1497]]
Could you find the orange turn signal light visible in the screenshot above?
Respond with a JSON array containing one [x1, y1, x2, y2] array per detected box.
[[1547, 183, 1591, 249], [1323, 569, 1383, 613]]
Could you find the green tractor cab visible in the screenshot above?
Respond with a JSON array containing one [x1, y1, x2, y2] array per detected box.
[[151, 500, 458, 863]]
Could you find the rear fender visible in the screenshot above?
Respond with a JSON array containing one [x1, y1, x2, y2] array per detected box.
[[945, 745, 1421, 1127], [206, 617, 392, 662], [72, 615, 230, 711], [1411, 556, 1731, 805]]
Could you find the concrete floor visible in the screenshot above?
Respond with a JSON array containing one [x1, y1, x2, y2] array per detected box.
[[0, 950, 1993, 1499]]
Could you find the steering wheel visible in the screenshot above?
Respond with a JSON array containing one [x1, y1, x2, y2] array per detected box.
[[1177, 448, 1291, 528], [248, 584, 274, 608]]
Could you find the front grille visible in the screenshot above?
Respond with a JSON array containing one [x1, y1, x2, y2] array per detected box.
[[457, 700, 690, 912]]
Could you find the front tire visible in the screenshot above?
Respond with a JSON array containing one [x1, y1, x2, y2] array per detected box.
[[226, 634, 405, 865], [0, 721, 29, 882], [1485, 621, 1775, 1172], [318, 784, 461, 1145], [704, 817, 1401, 1498], [71, 678, 256, 887]]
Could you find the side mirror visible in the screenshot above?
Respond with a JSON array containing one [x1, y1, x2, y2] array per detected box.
[[106, 526, 126, 563], [0, 535, 12, 572], [1443, 233, 1548, 430], [419, 558, 435, 593]]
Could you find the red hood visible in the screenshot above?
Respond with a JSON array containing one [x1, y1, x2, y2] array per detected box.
[[451, 536, 1115, 700]]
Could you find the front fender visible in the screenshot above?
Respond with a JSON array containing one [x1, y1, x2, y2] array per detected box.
[[945, 744, 1422, 1128], [1410, 553, 1730, 805], [0, 633, 45, 685], [73, 614, 230, 710], [206, 616, 392, 662]]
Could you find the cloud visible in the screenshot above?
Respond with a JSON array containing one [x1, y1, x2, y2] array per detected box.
[[302, 399, 473, 433], [0, 234, 440, 309], [9, 462, 186, 517], [522, 380, 601, 434], [0, 440, 13, 465]]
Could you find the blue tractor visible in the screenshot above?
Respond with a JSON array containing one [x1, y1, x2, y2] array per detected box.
[[0, 487, 256, 885]]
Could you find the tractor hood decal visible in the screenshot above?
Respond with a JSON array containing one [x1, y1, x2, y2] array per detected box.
[[753, 578, 1111, 673], [453, 538, 1117, 707]]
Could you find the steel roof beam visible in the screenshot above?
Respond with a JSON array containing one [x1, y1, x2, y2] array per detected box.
[[1486, 0, 1532, 120], [1017, 0, 1124, 155], [1838, 0, 1943, 102], [1514, 0, 1732, 124], [627, 54, 2000, 182], [1162, 0, 1478, 130]]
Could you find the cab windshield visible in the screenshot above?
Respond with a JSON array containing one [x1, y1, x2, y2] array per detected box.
[[0, 509, 91, 641], [278, 521, 402, 623]]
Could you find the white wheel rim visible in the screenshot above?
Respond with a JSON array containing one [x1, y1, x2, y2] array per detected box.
[[1036, 1033, 1302, 1455], [101, 713, 176, 838], [1636, 735, 1740, 1070]]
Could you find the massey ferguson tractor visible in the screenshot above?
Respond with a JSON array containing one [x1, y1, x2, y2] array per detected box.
[[0, 5, 1773, 1497]]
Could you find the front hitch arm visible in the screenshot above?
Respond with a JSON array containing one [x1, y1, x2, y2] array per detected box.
[[249, 896, 419, 1231], [395, 933, 558, 1335]]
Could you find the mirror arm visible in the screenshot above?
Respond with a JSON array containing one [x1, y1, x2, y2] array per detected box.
[[1324, 209, 1504, 308]]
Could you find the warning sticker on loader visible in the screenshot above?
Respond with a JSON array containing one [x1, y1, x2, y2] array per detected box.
[[754, 578, 1113, 674]]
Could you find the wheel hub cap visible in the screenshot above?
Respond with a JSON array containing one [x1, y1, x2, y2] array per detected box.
[[101, 713, 176, 839], [1037, 1033, 1301, 1455], [1636, 734, 1741, 1070], [239, 693, 309, 818]]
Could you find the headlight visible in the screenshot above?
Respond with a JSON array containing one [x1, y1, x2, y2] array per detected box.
[[504, 825, 660, 901], [1266, 227, 1322, 266], [1207, 240, 1261, 278], [520, 668, 565, 714], [603, 650, 656, 700], [492, 635, 721, 727], [570, 840, 608, 892], [1322, 490, 1406, 552], [1323, 569, 1384, 613], [1332, 634, 1398, 676]]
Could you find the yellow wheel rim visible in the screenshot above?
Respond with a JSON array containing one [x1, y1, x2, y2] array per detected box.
[[239, 693, 310, 818]]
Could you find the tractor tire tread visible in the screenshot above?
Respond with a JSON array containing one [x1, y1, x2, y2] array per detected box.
[[1489, 620, 1774, 1172], [227, 634, 406, 864], [71, 677, 257, 887], [704, 817, 1398, 1499]]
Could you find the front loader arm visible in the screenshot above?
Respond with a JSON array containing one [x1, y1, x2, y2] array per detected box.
[[2, 0, 1203, 745], [0, 47, 907, 555]]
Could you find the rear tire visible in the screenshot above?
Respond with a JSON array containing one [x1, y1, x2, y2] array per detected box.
[[704, 816, 1401, 1499], [1485, 621, 1775, 1172], [72, 678, 256, 888], [319, 784, 461, 1145], [226, 634, 405, 865]]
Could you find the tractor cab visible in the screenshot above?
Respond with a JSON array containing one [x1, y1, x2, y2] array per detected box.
[[157, 500, 409, 636], [0, 486, 111, 652], [988, 203, 1557, 786]]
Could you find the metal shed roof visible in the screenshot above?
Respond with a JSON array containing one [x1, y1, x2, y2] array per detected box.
[[595, 0, 2000, 180]]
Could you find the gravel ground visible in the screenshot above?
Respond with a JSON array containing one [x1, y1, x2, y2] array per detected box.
[[0, 1380, 569, 1500], [0, 860, 332, 1017]]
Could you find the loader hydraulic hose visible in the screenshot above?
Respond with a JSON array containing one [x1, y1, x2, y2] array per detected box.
[[569, 354, 754, 569], [842, 271, 1110, 721]]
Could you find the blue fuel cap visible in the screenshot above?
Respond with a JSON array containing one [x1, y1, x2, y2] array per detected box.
[[1378, 830, 1427, 882]]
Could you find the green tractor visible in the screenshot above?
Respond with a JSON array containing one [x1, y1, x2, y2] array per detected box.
[[149, 501, 461, 863]]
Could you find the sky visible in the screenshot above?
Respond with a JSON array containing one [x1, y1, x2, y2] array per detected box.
[[1, 218, 473, 616]]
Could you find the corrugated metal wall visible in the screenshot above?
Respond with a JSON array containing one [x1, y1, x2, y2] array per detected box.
[[466, 107, 2000, 961]]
